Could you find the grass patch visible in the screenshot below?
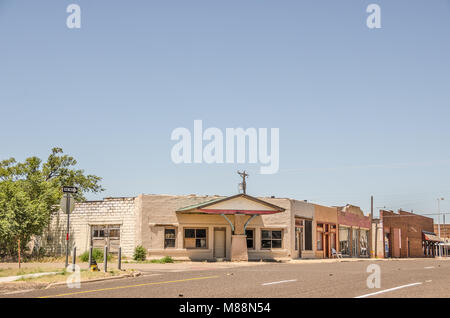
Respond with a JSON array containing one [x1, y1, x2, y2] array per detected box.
[[124, 256, 174, 264], [0, 267, 62, 278]]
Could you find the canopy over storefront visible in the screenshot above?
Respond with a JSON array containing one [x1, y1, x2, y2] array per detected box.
[[423, 231, 443, 242], [176, 193, 285, 215]]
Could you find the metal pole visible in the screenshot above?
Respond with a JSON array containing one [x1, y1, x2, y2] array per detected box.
[[370, 196, 373, 258], [104, 245, 108, 272], [89, 246, 93, 268], [118, 247, 122, 270], [438, 199, 442, 238], [72, 247, 76, 272], [65, 194, 70, 268]]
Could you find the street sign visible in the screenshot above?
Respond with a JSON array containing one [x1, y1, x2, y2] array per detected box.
[[60, 194, 75, 214], [62, 186, 78, 194]]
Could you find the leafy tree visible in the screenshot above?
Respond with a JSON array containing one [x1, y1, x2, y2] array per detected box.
[[0, 148, 104, 258]]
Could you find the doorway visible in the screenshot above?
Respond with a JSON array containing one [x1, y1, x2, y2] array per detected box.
[[214, 228, 226, 259], [295, 227, 303, 258]]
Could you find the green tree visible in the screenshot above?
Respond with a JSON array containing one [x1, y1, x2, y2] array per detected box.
[[0, 148, 104, 258]]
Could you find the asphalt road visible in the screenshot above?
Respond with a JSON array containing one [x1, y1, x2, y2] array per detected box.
[[3, 259, 450, 298]]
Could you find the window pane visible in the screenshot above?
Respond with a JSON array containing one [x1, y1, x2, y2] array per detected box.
[[245, 230, 253, 238], [185, 229, 195, 238], [304, 220, 312, 250], [165, 229, 176, 239], [262, 230, 271, 239], [317, 232, 323, 250], [196, 238, 206, 248], [261, 240, 271, 249], [272, 231, 282, 239], [247, 239, 254, 248], [165, 239, 175, 248], [196, 229, 206, 238], [109, 229, 120, 238], [272, 240, 282, 248]]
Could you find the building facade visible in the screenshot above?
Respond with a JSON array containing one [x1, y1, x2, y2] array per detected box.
[[381, 209, 438, 258], [337, 205, 371, 258], [43, 194, 324, 261]]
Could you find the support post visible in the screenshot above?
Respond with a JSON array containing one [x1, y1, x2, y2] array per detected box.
[[72, 247, 76, 271], [88, 246, 93, 268], [65, 194, 70, 268], [118, 247, 122, 270], [104, 245, 108, 272], [221, 214, 235, 233]]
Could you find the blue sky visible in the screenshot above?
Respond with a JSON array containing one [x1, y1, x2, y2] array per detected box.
[[0, 0, 449, 220]]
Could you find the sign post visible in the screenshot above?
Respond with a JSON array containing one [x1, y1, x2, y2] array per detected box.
[[61, 187, 77, 268]]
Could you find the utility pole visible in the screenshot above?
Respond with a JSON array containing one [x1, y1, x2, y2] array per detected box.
[[371, 195, 374, 258], [237, 170, 249, 194], [438, 198, 444, 238]]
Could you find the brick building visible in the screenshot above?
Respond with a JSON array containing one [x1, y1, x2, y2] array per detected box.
[[337, 205, 371, 258], [380, 209, 438, 258]]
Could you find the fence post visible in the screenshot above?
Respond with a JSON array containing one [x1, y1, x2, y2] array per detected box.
[[72, 247, 76, 272], [104, 245, 108, 272], [118, 247, 122, 271]]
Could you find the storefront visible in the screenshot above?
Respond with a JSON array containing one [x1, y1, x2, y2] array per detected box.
[[337, 205, 371, 258], [313, 204, 338, 258], [381, 209, 436, 258], [422, 231, 443, 257]]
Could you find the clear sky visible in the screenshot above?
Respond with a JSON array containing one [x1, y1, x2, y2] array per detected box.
[[1, 0, 449, 220]]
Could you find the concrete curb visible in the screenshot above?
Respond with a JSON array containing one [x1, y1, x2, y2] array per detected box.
[[44, 271, 142, 289]]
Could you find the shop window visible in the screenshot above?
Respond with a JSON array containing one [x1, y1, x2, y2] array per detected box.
[[261, 230, 282, 249], [304, 220, 313, 250], [184, 228, 207, 249], [339, 227, 350, 256], [164, 228, 176, 248], [359, 230, 368, 257], [317, 232, 323, 250], [246, 229, 254, 249], [352, 228, 359, 257]]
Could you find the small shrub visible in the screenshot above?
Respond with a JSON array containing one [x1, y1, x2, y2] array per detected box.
[[133, 245, 147, 261], [79, 248, 112, 263], [150, 256, 174, 264], [160, 256, 174, 263]]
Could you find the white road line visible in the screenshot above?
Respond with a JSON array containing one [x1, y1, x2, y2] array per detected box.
[[424, 266, 435, 269], [355, 282, 422, 298], [262, 279, 297, 286]]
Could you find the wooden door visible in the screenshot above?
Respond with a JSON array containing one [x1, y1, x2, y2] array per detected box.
[[214, 229, 226, 258]]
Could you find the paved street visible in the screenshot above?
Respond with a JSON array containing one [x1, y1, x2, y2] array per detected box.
[[2, 258, 450, 298]]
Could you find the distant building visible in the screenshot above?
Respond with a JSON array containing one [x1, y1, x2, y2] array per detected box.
[[337, 205, 371, 258], [380, 209, 440, 258]]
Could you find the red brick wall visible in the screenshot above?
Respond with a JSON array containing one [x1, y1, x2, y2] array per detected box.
[[381, 210, 434, 258]]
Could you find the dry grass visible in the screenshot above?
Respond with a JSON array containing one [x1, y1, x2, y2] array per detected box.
[[17, 268, 133, 284], [0, 267, 62, 278]]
